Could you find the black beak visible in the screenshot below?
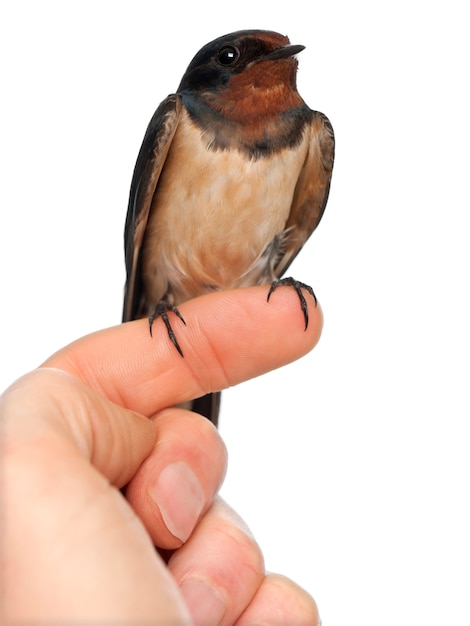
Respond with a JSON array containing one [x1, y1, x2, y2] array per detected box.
[[262, 43, 305, 61]]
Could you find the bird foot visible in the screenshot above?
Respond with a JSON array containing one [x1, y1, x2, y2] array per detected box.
[[267, 277, 317, 330], [149, 300, 186, 356]]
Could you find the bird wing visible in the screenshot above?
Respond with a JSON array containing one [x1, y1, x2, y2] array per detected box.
[[275, 111, 335, 278], [123, 94, 182, 322]]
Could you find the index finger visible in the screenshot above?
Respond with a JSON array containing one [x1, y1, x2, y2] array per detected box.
[[43, 286, 323, 416]]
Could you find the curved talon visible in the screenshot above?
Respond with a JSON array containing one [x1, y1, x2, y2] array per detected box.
[[267, 276, 317, 330], [148, 300, 186, 356]]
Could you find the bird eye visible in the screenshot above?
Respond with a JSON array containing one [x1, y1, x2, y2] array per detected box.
[[217, 45, 240, 66]]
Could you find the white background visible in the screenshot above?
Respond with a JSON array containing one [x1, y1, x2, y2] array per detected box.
[[1, 2, 469, 624]]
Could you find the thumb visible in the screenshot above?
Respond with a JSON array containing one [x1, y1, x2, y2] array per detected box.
[[1, 367, 156, 487], [1, 367, 189, 623]]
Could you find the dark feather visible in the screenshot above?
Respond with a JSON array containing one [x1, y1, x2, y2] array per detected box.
[[275, 111, 335, 277], [123, 95, 181, 322]]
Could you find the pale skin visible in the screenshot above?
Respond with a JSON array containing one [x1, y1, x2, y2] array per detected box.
[[1, 286, 322, 625]]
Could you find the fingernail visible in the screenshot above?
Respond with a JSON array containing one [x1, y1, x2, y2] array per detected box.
[[149, 462, 204, 542], [180, 578, 226, 626]]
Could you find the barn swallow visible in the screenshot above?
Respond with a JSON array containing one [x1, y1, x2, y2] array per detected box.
[[123, 29, 335, 426]]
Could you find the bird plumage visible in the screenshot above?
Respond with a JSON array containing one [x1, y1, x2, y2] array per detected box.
[[123, 29, 335, 426]]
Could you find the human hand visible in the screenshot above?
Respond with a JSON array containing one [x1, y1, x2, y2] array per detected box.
[[1, 286, 322, 624]]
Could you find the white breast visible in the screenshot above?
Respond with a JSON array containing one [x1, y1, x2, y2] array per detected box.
[[142, 110, 309, 305]]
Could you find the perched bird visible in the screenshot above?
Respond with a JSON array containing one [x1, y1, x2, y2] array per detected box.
[[123, 29, 335, 426]]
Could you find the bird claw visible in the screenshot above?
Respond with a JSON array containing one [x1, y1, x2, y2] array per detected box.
[[149, 300, 186, 356], [267, 277, 317, 330]]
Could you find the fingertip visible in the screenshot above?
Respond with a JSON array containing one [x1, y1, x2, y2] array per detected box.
[[125, 409, 228, 549], [188, 285, 324, 359], [236, 573, 321, 626], [169, 498, 264, 625]]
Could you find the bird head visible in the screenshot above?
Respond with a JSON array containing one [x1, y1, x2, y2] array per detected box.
[[176, 30, 309, 154], [177, 30, 305, 96]]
